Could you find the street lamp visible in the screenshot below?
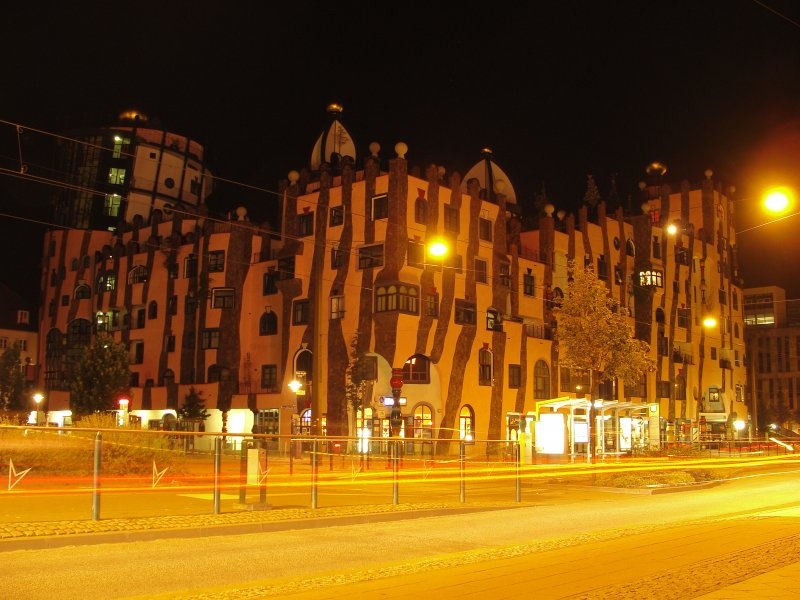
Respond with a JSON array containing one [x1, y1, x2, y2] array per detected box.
[[33, 392, 43, 426]]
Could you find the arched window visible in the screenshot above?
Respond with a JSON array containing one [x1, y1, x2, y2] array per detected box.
[[478, 347, 492, 386], [45, 329, 64, 359], [626, 239, 636, 257], [412, 404, 433, 439], [74, 284, 90, 299], [148, 300, 158, 319], [674, 374, 686, 401], [259, 311, 278, 335], [459, 405, 475, 441], [299, 408, 312, 435], [402, 354, 430, 384], [534, 360, 550, 399], [128, 265, 148, 284]]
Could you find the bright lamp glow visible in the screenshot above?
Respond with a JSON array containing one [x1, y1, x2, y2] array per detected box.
[[666, 223, 678, 235], [764, 188, 791, 213], [703, 316, 718, 328], [288, 380, 302, 393], [428, 241, 448, 257], [733, 420, 745, 431]]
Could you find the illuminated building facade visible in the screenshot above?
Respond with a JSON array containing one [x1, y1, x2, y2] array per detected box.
[[37, 109, 749, 450]]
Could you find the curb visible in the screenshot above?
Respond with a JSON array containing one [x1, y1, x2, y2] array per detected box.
[[0, 505, 511, 552]]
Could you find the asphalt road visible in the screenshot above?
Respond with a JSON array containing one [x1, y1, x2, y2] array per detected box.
[[1, 468, 799, 599]]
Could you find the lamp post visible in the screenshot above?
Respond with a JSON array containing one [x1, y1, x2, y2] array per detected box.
[[33, 392, 43, 426]]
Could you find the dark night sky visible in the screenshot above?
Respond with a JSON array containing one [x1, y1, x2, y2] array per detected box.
[[1, 1, 800, 304]]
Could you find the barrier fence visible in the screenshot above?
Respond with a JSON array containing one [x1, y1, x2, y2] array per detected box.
[[0, 425, 797, 522]]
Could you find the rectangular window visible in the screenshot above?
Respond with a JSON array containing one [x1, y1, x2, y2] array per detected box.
[[499, 263, 511, 287], [475, 259, 488, 284], [201, 329, 220, 349], [444, 205, 459, 233], [263, 272, 278, 294], [358, 244, 384, 269], [523, 273, 535, 296], [677, 308, 690, 329], [614, 266, 623, 285], [479, 218, 493, 242], [261, 365, 278, 391], [509, 364, 521, 388], [168, 295, 178, 315], [414, 198, 427, 224], [130, 340, 144, 364], [424, 293, 439, 318], [0, 338, 7, 349], [597, 255, 608, 280], [108, 167, 126, 185], [112, 136, 130, 158], [639, 270, 663, 287], [278, 257, 295, 279], [329, 205, 344, 227], [293, 300, 310, 325], [297, 212, 314, 237], [407, 240, 424, 268], [256, 408, 280, 434], [208, 250, 225, 272], [190, 178, 201, 195], [104, 194, 122, 217], [657, 380, 671, 398], [134, 308, 146, 329], [17, 310, 30, 325], [718, 289, 727, 305], [711, 347, 717, 360], [185, 295, 197, 314], [184, 254, 198, 278], [331, 246, 346, 269], [166, 336, 175, 352], [371, 193, 388, 220], [454, 300, 476, 325], [330, 295, 345, 319], [652, 237, 661, 259], [211, 288, 235, 309]]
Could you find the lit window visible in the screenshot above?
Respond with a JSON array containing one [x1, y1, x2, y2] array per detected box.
[[330, 295, 345, 319], [639, 269, 663, 288], [104, 194, 122, 217], [402, 355, 430, 384], [108, 168, 126, 185]]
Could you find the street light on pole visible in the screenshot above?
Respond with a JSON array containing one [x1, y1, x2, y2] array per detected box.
[[33, 392, 43, 426]]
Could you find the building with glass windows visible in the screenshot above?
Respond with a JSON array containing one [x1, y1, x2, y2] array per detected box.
[[36, 108, 749, 454]]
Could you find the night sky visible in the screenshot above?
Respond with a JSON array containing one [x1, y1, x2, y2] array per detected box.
[[1, 1, 800, 304]]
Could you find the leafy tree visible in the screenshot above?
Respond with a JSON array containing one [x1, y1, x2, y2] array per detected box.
[[69, 332, 130, 416], [345, 333, 372, 442], [0, 341, 25, 411], [554, 261, 655, 459], [179, 386, 209, 420]]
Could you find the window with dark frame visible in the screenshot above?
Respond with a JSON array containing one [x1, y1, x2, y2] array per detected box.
[[407, 240, 424, 268], [454, 300, 476, 325], [212, 288, 235, 309], [259, 312, 278, 335], [402, 355, 430, 384], [293, 300, 310, 325], [479, 217, 493, 242], [297, 211, 314, 237], [331, 246, 346, 268], [523, 273, 535, 296], [414, 198, 427, 224], [329, 205, 344, 226], [371, 194, 388, 220], [508, 364, 521, 388], [330, 295, 345, 319], [263, 272, 278, 294], [358, 244, 384, 269], [184, 254, 198, 278], [261, 365, 278, 391], [475, 258, 488, 284], [444, 205, 459, 232], [424, 292, 439, 318], [478, 348, 492, 386], [208, 250, 225, 272], [201, 329, 220, 349]]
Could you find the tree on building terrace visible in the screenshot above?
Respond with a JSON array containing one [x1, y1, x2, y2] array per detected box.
[[179, 386, 209, 421], [554, 261, 655, 460], [69, 332, 130, 416]]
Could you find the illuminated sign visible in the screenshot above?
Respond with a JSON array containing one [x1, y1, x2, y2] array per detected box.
[[381, 396, 407, 406]]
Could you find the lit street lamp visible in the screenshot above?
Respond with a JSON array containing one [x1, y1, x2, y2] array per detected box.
[[32, 392, 43, 426]]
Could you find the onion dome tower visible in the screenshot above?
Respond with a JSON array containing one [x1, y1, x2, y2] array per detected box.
[[310, 103, 357, 171]]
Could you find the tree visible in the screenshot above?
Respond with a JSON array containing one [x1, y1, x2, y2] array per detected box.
[[0, 341, 25, 411], [345, 333, 372, 447], [554, 261, 655, 459], [179, 386, 209, 420], [69, 332, 130, 416]]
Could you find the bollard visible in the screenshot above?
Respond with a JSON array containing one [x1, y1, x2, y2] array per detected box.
[[515, 441, 521, 503], [213, 436, 221, 514], [329, 441, 333, 471], [459, 440, 466, 503], [92, 432, 102, 521], [289, 443, 294, 475], [311, 438, 318, 509], [238, 440, 249, 504], [260, 439, 268, 504], [392, 439, 399, 505]]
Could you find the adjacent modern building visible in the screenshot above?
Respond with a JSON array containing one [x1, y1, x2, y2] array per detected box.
[[36, 108, 750, 454], [744, 285, 800, 431]]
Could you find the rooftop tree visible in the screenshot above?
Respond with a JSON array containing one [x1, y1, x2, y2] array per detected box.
[[554, 261, 655, 460]]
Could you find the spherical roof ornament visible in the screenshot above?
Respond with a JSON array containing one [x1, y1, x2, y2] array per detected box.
[[369, 142, 380, 157], [646, 161, 667, 176], [556, 210, 566, 220], [705, 168, 714, 180], [236, 206, 248, 221], [481, 147, 493, 157], [395, 142, 408, 159], [638, 181, 647, 191], [326, 103, 344, 115], [544, 203, 555, 216], [288, 170, 300, 185], [437, 166, 446, 179]]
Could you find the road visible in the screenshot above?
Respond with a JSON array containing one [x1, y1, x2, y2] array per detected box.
[[1, 468, 799, 599]]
